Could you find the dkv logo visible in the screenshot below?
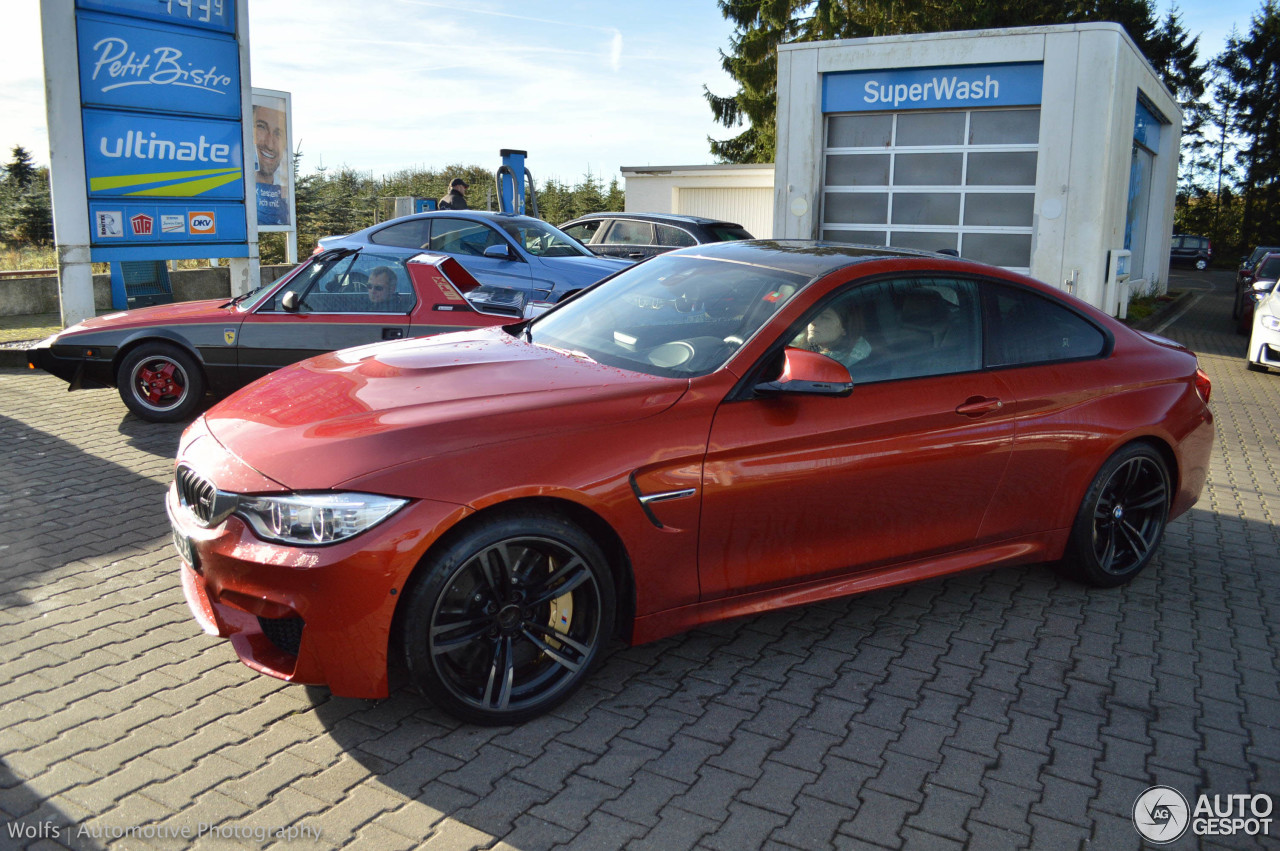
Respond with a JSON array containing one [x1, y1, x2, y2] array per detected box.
[[187, 211, 215, 234]]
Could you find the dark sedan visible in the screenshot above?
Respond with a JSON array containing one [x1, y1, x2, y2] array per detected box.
[[1235, 253, 1280, 334], [28, 250, 518, 422], [1234, 244, 1280, 319], [560, 212, 753, 261]]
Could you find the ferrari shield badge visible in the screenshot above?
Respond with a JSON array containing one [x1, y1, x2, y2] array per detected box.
[[223, 328, 237, 345]]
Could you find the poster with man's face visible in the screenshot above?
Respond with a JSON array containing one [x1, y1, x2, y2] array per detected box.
[[252, 90, 293, 229]]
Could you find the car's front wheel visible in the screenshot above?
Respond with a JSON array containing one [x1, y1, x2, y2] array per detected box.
[[117, 342, 206, 422], [1060, 443, 1170, 587], [400, 510, 616, 725]]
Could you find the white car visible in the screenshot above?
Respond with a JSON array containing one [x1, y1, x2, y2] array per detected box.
[[1247, 287, 1280, 372]]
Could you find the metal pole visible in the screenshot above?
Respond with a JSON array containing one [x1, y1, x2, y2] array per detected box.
[[40, 0, 95, 327]]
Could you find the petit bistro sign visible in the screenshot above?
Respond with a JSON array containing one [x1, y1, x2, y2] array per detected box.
[[822, 62, 1044, 113]]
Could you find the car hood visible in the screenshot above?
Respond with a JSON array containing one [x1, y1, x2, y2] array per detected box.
[[202, 326, 688, 491], [534, 254, 632, 288], [59, 298, 232, 337]]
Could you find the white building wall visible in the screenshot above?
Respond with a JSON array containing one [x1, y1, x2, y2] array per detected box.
[[620, 165, 776, 240]]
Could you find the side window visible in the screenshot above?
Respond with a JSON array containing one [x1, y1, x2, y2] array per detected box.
[[342, 254, 416, 313], [605, 220, 655, 246], [795, 277, 981, 384], [258, 253, 416, 314], [984, 285, 1107, 368], [562, 221, 602, 243], [656, 225, 697, 247], [258, 253, 356, 312], [429, 218, 509, 257], [369, 219, 430, 249]]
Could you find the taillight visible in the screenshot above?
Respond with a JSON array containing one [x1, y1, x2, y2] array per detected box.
[[1194, 368, 1211, 404]]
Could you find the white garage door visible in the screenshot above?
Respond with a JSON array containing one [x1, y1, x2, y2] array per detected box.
[[676, 188, 773, 240]]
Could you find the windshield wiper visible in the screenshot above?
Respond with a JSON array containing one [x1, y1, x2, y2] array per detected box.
[[219, 291, 255, 308]]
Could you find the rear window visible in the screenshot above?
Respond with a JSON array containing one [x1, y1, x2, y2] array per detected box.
[[984, 284, 1108, 368], [708, 224, 754, 241]]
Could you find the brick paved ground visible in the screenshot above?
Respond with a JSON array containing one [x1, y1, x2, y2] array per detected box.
[[0, 270, 1276, 850]]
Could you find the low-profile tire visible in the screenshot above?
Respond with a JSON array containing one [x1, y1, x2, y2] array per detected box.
[[117, 342, 206, 422], [1059, 443, 1171, 588], [399, 510, 616, 725]]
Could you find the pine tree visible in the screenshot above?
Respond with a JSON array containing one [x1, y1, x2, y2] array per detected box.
[[4, 145, 36, 189], [1216, 0, 1280, 248]]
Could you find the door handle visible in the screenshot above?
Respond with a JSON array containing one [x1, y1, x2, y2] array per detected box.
[[628, 252, 645, 259], [382, 328, 404, 340], [955, 396, 1004, 417]]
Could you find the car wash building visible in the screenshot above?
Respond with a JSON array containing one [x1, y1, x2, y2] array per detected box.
[[772, 23, 1180, 314]]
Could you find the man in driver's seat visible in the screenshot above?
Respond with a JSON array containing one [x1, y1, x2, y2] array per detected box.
[[365, 266, 410, 312]]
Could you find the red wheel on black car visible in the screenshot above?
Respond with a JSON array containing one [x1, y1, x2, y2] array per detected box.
[[118, 342, 206, 422], [399, 510, 616, 725]]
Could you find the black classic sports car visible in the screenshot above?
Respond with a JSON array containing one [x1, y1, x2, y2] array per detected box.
[[28, 249, 519, 422]]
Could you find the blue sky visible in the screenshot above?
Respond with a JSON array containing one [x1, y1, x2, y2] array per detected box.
[[0, 0, 1268, 183]]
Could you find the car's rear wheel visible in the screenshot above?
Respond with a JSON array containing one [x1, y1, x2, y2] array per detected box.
[[400, 510, 616, 725], [1060, 443, 1170, 587], [117, 342, 206, 422], [1195, 258, 1208, 270]]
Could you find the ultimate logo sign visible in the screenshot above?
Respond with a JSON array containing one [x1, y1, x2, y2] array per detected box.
[[84, 112, 242, 199]]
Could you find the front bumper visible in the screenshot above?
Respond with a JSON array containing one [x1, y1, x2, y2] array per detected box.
[[168, 482, 470, 698], [1248, 309, 1280, 370], [28, 339, 115, 389]]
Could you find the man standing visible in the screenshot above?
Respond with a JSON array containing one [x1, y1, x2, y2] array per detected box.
[[438, 178, 469, 210]]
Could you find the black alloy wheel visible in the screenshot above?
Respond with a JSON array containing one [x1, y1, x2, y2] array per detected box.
[[1061, 443, 1170, 587], [400, 512, 615, 725]]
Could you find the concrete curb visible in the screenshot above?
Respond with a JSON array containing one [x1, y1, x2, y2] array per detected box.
[[0, 345, 34, 369]]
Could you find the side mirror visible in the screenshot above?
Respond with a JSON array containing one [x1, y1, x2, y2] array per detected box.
[[755, 346, 853, 397], [483, 244, 515, 260], [281, 291, 300, 312]]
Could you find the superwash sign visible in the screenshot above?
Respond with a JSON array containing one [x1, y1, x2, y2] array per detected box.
[[822, 62, 1044, 113], [75, 0, 248, 257]]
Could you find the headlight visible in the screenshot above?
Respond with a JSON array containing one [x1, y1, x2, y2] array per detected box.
[[1263, 315, 1280, 332], [235, 493, 408, 545]]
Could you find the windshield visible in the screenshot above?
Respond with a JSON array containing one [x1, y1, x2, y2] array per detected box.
[[527, 253, 811, 378], [497, 219, 593, 258], [1258, 256, 1280, 280]]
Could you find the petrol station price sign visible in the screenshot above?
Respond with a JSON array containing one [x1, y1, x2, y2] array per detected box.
[[72, 0, 248, 259]]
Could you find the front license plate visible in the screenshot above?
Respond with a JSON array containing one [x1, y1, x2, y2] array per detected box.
[[171, 522, 199, 572]]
